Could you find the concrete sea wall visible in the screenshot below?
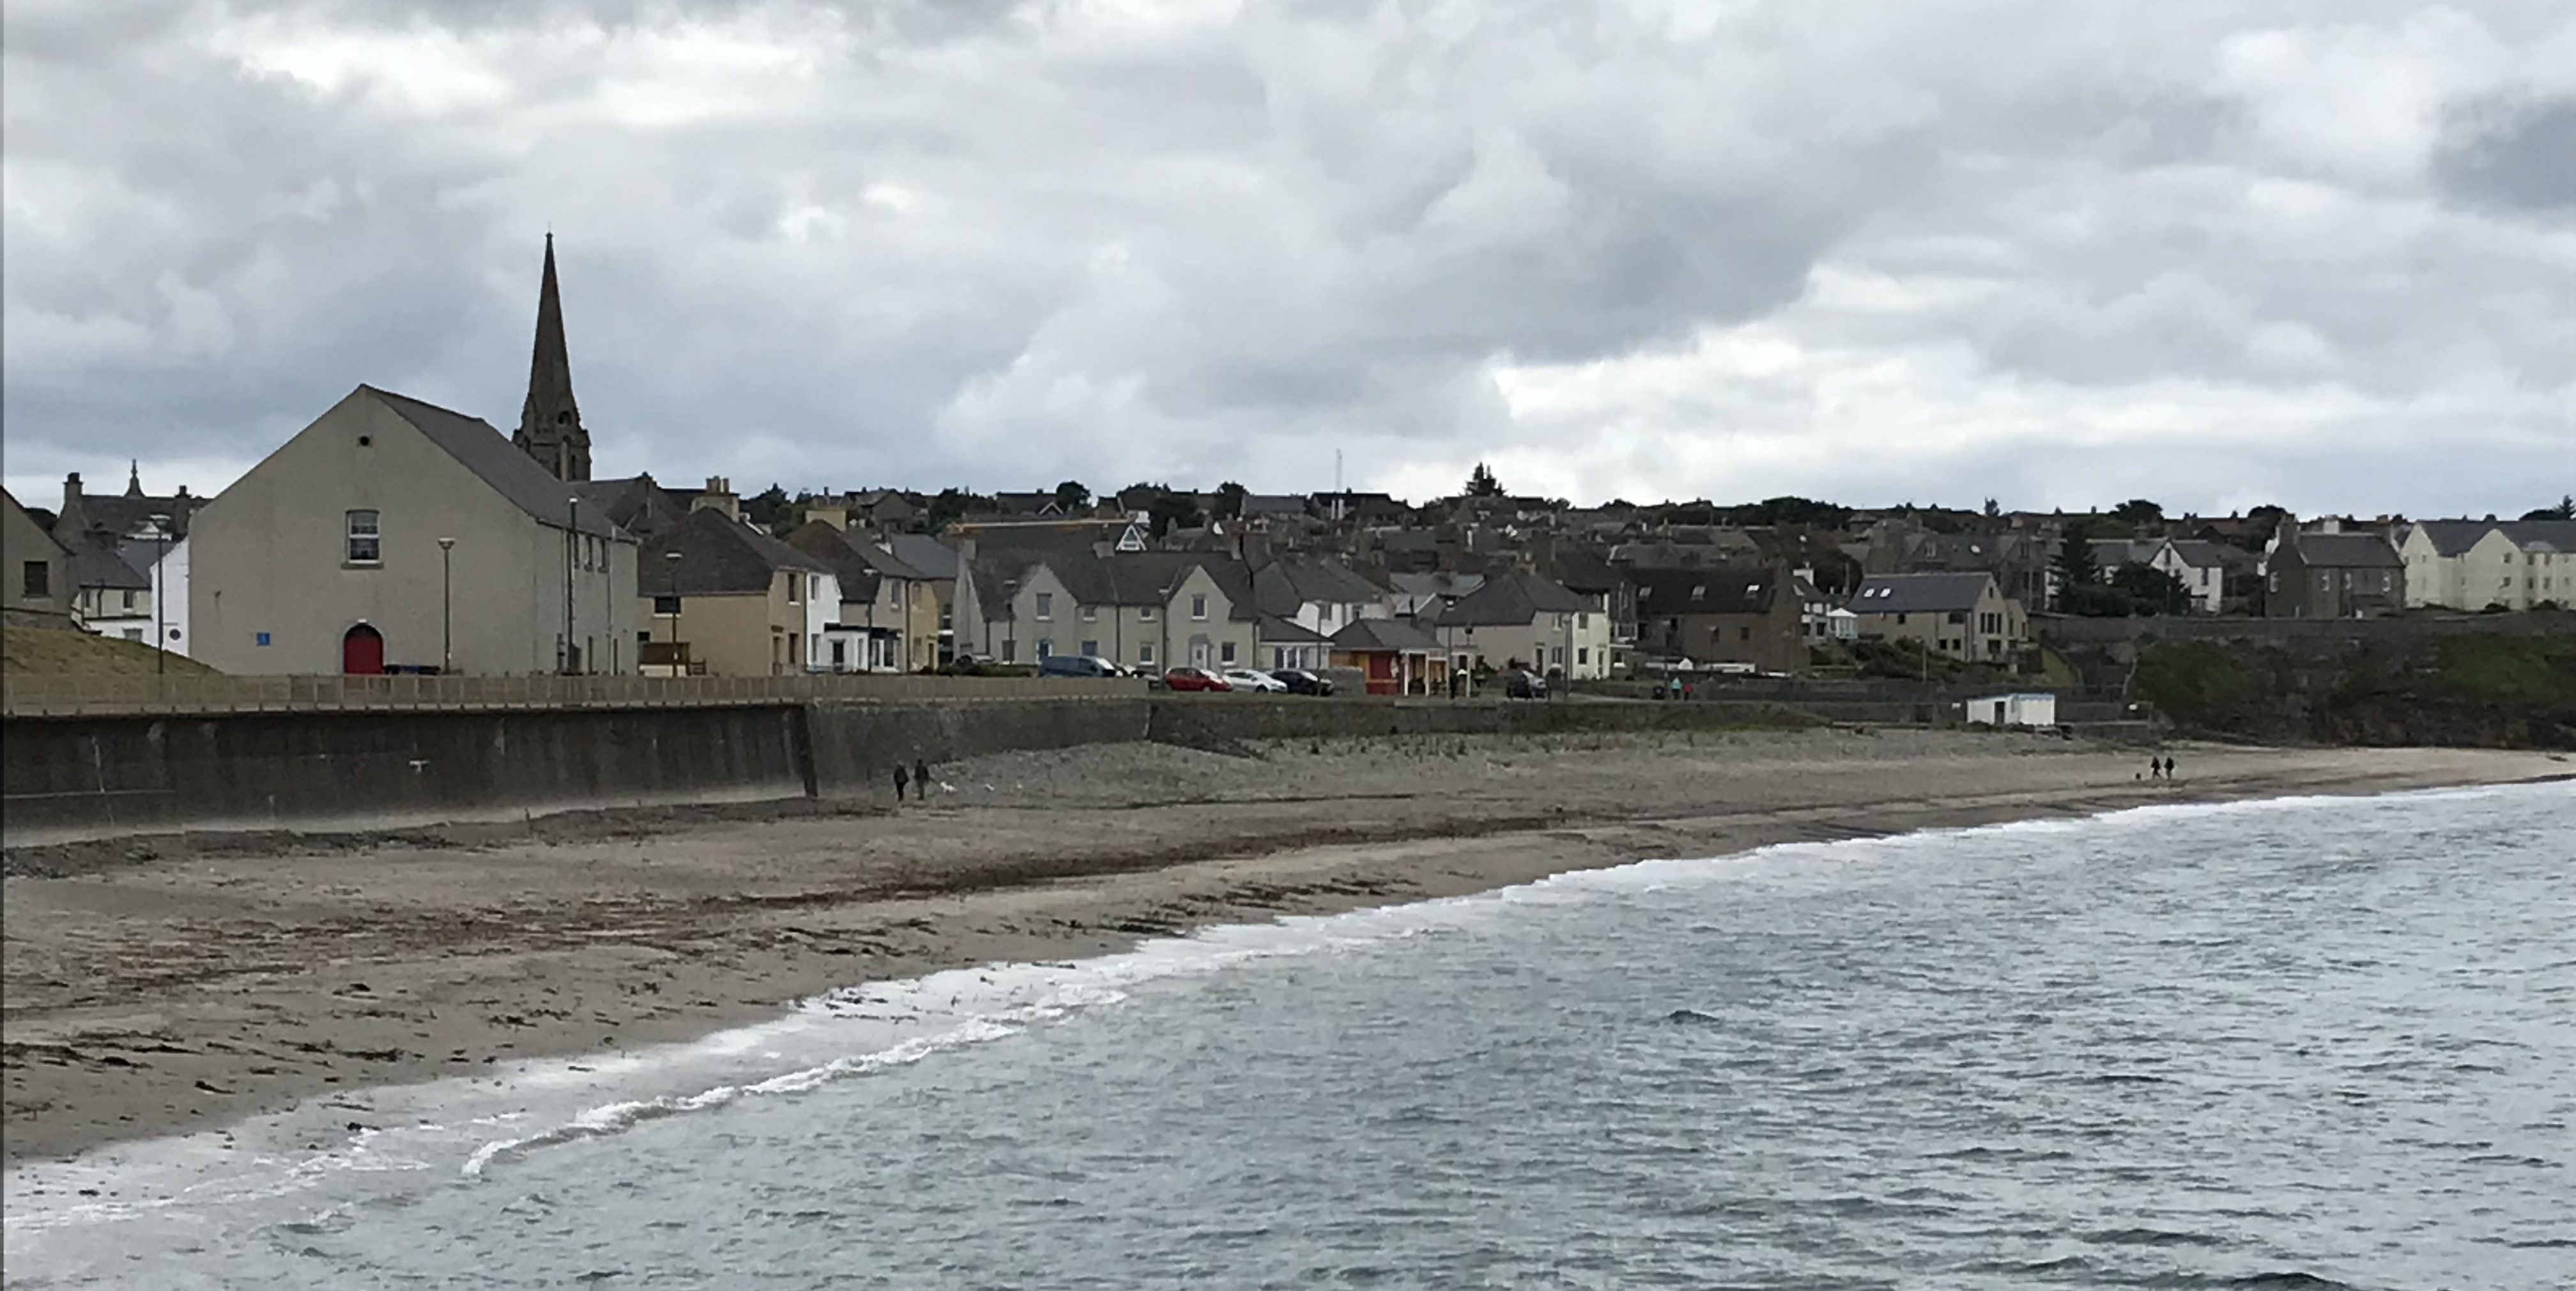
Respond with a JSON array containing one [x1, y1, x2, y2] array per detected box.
[[1, 706, 811, 847], [3, 692, 1993, 847]]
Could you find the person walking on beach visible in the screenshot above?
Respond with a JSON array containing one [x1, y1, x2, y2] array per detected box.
[[893, 762, 910, 803], [2161, 755, 2176, 780], [912, 757, 932, 800]]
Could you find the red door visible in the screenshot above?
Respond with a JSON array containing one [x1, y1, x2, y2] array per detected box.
[[342, 624, 385, 675]]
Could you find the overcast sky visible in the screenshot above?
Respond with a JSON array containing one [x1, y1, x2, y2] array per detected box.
[[6, 0, 2572, 518]]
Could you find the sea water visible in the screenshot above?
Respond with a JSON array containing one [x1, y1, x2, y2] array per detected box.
[[8, 782, 2573, 1289]]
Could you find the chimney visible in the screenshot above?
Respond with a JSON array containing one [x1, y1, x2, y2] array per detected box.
[[806, 500, 850, 530], [63, 471, 82, 514], [693, 476, 740, 520]]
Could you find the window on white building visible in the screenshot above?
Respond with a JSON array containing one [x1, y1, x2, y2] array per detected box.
[[1035, 592, 1053, 619], [1192, 594, 1208, 621], [1220, 641, 1237, 663], [1138, 643, 1155, 664]]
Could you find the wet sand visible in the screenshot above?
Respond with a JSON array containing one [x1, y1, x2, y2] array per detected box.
[[4, 728, 2564, 1166]]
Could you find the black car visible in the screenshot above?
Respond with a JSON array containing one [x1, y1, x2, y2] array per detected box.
[[1269, 669, 1335, 696], [1502, 669, 1547, 699]]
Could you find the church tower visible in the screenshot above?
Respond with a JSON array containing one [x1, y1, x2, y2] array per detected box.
[[512, 234, 592, 481]]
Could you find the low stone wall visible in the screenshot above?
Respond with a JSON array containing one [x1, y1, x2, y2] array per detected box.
[[1, 705, 811, 847]]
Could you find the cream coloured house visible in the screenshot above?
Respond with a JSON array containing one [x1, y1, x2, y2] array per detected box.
[[640, 507, 837, 676], [2396, 520, 2576, 610], [190, 385, 638, 676]]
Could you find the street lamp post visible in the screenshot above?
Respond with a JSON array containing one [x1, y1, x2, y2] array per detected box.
[[438, 536, 457, 674], [664, 549, 683, 674]]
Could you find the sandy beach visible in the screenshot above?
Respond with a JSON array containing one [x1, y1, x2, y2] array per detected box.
[[4, 727, 2565, 1166]]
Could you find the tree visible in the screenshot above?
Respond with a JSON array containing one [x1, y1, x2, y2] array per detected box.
[[1052, 480, 1091, 513], [1147, 491, 1204, 538], [2522, 495, 2575, 522], [924, 488, 977, 532], [1213, 481, 1249, 520], [2052, 523, 2101, 608], [743, 483, 796, 535], [1982, 497, 2002, 520], [1464, 463, 1504, 497], [1745, 496, 1853, 529], [2110, 498, 2165, 529], [2108, 564, 2191, 616]]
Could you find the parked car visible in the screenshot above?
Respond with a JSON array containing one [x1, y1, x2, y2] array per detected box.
[[1502, 669, 1547, 699], [1038, 654, 1124, 679], [1221, 667, 1289, 693], [1162, 666, 1232, 692], [1269, 669, 1335, 696]]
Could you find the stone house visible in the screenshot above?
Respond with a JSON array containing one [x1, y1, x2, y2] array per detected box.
[[2263, 530, 2402, 619], [1630, 567, 1806, 675], [1845, 573, 2027, 665], [190, 385, 638, 676]]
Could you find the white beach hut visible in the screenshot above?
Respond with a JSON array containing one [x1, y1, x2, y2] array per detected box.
[[1965, 692, 2057, 728]]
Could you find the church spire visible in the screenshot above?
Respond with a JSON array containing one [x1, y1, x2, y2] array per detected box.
[[513, 233, 592, 482], [125, 460, 144, 498]]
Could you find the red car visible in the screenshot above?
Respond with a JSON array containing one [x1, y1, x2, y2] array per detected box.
[[1162, 666, 1232, 692]]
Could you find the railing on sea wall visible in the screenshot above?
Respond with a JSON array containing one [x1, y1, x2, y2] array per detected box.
[[0, 672, 1149, 718]]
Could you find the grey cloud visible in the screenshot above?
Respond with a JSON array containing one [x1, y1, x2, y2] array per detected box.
[[2434, 94, 2576, 212], [3, 0, 2571, 516]]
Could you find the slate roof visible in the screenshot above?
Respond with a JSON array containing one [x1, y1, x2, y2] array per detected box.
[[570, 474, 690, 539], [1330, 616, 1445, 653], [1847, 572, 1997, 614], [1432, 569, 1592, 626], [2165, 538, 2245, 570], [783, 522, 885, 600], [1388, 571, 1483, 603], [1252, 558, 1387, 617], [65, 534, 150, 591], [967, 547, 1259, 622], [1548, 547, 1624, 595], [885, 532, 960, 581], [66, 489, 203, 542], [645, 506, 829, 596], [1241, 494, 1312, 518], [364, 386, 621, 539], [1258, 614, 1329, 644], [2406, 518, 2576, 556], [1631, 567, 1782, 616], [2283, 532, 2401, 568]]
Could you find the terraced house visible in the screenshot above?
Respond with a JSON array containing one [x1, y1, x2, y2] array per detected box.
[[2395, 519, 2576, 611], [956, 537, 1259, 673]]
